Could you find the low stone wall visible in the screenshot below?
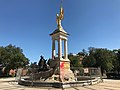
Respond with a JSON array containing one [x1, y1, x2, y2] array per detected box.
[[18, 76, 102, 88]]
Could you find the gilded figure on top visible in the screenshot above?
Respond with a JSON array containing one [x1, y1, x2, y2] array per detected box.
[[56, 7, 64, 29]]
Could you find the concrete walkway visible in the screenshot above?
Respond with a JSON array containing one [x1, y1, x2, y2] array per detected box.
[[0, 78, 120, 90]]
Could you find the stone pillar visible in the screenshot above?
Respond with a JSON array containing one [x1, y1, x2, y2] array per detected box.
[[64, 40, 68, 59], [52, 40, 55, 59], [58, 38, 62, 59]]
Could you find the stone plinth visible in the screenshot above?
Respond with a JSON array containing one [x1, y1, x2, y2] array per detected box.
[[60, 60, 75, 82]]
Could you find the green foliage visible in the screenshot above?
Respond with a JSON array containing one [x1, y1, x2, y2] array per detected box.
[[82, 47, 115, 74], [83, 55, 96, 67], [0, 44, 29, 75], [94, 48, 114, 71], [112, 49, 120, 74], [79, 47, 120, 76], [68, 53, 83, 70]]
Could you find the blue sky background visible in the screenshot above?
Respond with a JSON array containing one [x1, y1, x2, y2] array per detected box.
[[0, 0, 120, 62]]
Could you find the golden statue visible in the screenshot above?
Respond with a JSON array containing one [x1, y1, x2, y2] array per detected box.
[[56, 6, 64, 29]]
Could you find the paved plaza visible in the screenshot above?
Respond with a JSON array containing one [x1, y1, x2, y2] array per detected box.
[[0, 78, 120, 90]]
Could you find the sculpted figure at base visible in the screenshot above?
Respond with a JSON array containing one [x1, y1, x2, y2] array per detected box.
[[38, 56, 50, 72]]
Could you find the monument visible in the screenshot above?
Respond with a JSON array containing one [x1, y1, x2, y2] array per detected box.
[[18, 1, 102, 88], [50, 3, 75, 82]]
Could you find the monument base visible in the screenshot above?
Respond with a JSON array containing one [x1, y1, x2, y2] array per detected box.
[[60, 60, 75, 82], [45, 58, 75, 82], [49, 58, 75, 82]]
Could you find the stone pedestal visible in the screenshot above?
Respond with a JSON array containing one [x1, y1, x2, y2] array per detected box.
[[60, 60, 75, 82]]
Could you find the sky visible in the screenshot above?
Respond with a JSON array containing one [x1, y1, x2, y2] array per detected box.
[[0, 0, 120, 63]]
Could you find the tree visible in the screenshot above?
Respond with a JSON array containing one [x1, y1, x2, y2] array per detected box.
[[82, 55, 96, 67], [82, 47, 96, 67], [81, 47, 115, 75], [95, 48, 114, 71], [77, 49, 87, 57], [0, 44, 29, 76], [112, 49, 120, 74], [68, 53, 83, 71]]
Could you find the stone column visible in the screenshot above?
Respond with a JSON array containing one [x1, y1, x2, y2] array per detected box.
[[58, 38, 62, 59], [52, 40, 55, 59], [64, 40, 68, 59]]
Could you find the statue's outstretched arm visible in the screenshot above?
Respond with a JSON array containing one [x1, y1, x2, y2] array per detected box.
[[60, 7, 64, 20]]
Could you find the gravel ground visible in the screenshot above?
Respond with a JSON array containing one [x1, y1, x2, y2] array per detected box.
[[0, 78, 120, 90]]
